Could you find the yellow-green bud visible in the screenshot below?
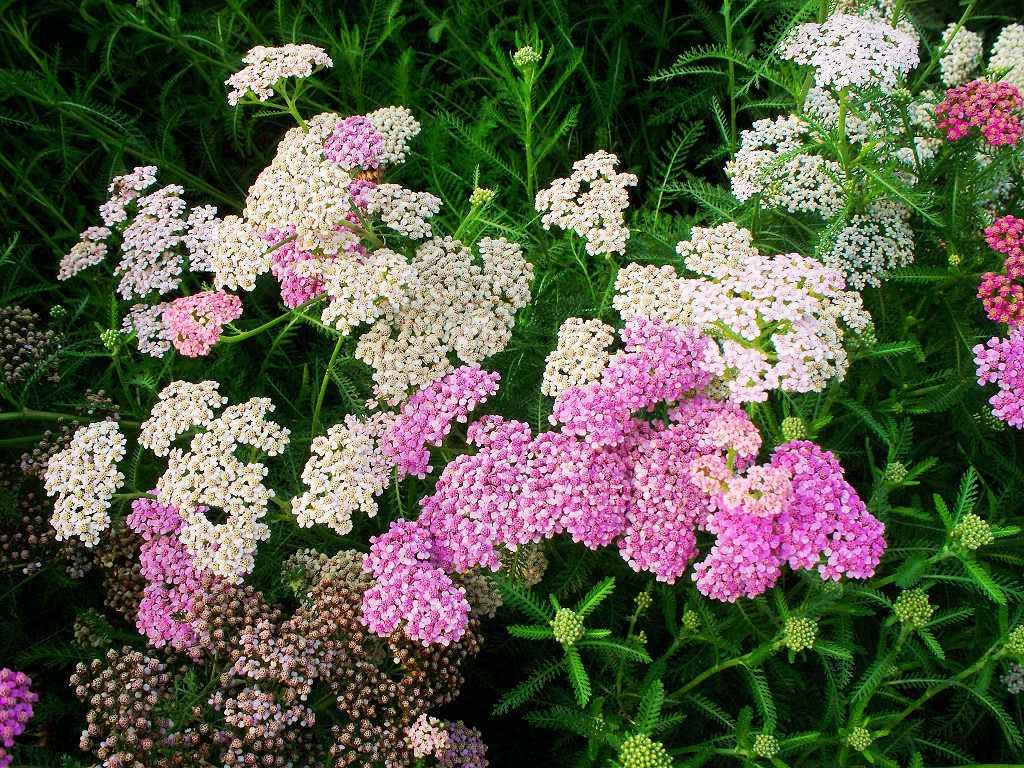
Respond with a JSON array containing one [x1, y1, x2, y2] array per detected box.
[[550, 607, 585, 645], [682, 609, 700, 633], [636, 630, 647, 646], [512, 46, 542, 69], [952, 513, 994, 551], [893, 588, 934, 629], [784, 617, 818, 653], [619, 734, 672, 768], [49, 305, 67, 319], [846, 726, 872, 751], [635, 591, 653, 613], [752, 733, 779, 758], [469, 187, 496, 206], [781, 416, 806, 441], [1007, 625, 1024, 657], [100, 328, 122, 351], [884, 462, 907, 485]]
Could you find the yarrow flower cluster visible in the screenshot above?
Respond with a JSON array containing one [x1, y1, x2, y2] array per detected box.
[[824, 200, 915, 289], [541, 317, 616, 397], [225, 44, 332, 105], [614, 223, 870, 402], [535, 151, 638, 255], [940, 24, 983, 86], [779, 13, 920, 92], [161, 290, 242, 357], [0, 668, 37, 768], [360, 318, 884, 646], [973, 330, 1024, 429], [44, 420, 126, 546], [990, 24, 1024, 89], [140, 381, 290, 580], [936, 79, 1023, 146]]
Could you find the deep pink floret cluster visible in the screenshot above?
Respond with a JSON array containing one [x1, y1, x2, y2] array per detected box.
[[985, 215, 1024, 278], [162, 290, 243, 357], [936, 79, 1023, 146], [323, 116, 384, 170], [381, 365, 502, 479], [266, 226, 326, 308], [127, 497, 211, 656], [974, 330, 1024, 428], [0, 668, 37, 768], [361, 318, 886, 645]]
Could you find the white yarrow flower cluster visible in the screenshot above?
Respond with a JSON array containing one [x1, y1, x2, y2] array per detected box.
[[780, 13, 919, 92], [355, 236, 533, 405], [990, 24, 1024, 88], [122, 302, 172, 358], [292, 412, 395, 534], [824, 200, 915, 289], [940, 24, 983, 86], [541, 317, 615, 398], [614, 224, 870, 402], [225, 44, 333, 106], [44, 421, 126, 546], [58, 227, 110, 281], [151, 391, 290, 581], [535, 151, 638, 255], [139, 380, 229, 456], [726, 115, 845, 218], [210, 215, 272, 291], [365, 184, 442, 239], [366, 105, 421, 165]]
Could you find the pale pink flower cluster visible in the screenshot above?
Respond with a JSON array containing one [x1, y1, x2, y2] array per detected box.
[[225, 44, 333, 105], [323, 115, 384, 170], [360, 319, 884, 645], [405, 714, 450, 758], [161, 290, 242, 357], [974, 331, 1024, 429], [0, 668, 36, 768], [535, 151, 638, 255], [615, 224, 870, 402], [122, 302, 172, 358], [936, 79, 1023, 146], [978, 215, 1024, 327], [265, 226, 324, 308], [780, 13, 919, 92], [58, 226, 110, 281], [127, 497, 210, 656]]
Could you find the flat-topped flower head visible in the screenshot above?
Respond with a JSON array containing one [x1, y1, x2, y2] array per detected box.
[[225, 44, 333, 105], [936, 80, 1023, 146], [162, 291, 242, 357]]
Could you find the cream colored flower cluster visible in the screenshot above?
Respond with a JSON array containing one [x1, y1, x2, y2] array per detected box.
[[367, 105, 422, 165], [365, 184, 442, 240], [535, 151, 638, 255], [940, 24, 983, 87], [541, 317, 615, 398], [991, 24, 1024, 88], [292, 412, 395, 534], [302, 247, 416, 335], [122, 303, 172, 358], [355, 236, 533, 406], [614, 224, 870, 402], [225, 44, 333, 106], [824, 200, 915, 289], [44, 421, 126, 546], [142, 382, 289, 580], [58, 227, 110, 281], [210, 215, 272, 292]]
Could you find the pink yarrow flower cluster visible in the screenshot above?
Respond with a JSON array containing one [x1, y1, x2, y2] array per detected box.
[[127, 497, 211, 656], [978, 215, 1024, 325], [323, 115, 384, 170], [974, 330, 1024, 428], [360, 318, 886, 645], [936, 79, 1023, 146], [161, 290, 243, 357], [266, 226, 325, 308], [0, 668, 37, 768]]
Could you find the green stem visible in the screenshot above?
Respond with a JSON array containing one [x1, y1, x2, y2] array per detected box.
[[0, 409, 138, 428], [220, 298, 319, 345], [311, 336, 344, 439], [912, 0, 978, 91], [723, 0, 737, 149], [667, 639, 779, 700]]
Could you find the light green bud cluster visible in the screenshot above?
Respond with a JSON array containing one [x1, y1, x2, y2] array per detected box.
[[469, 187, 496, 206], [100, 328, 122, 351], [884, 462, 907, 485], [893, 588, 935, 629], [512, 46, 542, 69], [1006, 625, 1024, 657], [784, 617, 818, 653], [752, 733, 779, 758], [781, 416, 806, 441], [550, 607, 585, 645], [635, 591, 653, 612], [952, 513, 994, 551], [681, 609, 700, 633], [846, 726, 872, 751]]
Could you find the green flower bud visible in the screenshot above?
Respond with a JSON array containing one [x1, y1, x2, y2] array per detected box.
[[784, 617, 818, 653], [846, 726, 872, 751], [893, 588, 934, 629], [884, 462, 907, 485], [948, 251, 961, 267], [635, 591, 653, 613], [550, 607, 585, 646], [100, 328, 122, 351], [781, 416, 806, 441], [49, 305, 67, 319], [952, 513, 994, 551], [681, 609, 701, 633], [469, 186, 496, 206], [752, 733, 779, 758], [974, 408, 1008, 432], [512, 46, 542, 69], [1006, 625, 1024, 657], [619, 734, 672, 768]]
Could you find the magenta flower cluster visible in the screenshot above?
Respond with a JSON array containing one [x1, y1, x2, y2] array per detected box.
[[127, 497, 210, 656], [266, 226, 325, 308], [0, 668, 37, 768], [974, 331, 1024, 428], [361, 318, 886, 646], [978, 215, 1024, 327], [381, 365, 502, 479], [936, 79, 1023, 146], [162, 290, 243, 357], [323, 115, 384, 170]]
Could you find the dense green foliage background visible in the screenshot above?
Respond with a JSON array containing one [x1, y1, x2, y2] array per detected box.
[[2, 1, 1024, 766]]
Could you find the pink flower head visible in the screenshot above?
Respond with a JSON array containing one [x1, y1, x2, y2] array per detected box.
[[978, 272, 1024, 327], [162, 290, 242, 357], [986, 215, 1024, 279], [266, 226, 325, 308], [0, 668, 37, 768], [936, 79, 1023, 146], [127, 497, 211, 655], [974, 330, 1024, 428], [323, 115, 384, 170]]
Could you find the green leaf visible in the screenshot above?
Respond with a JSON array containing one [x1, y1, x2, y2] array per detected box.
[[576, 639, 652, 663], [564, 646, 592, 706], [575, 576, 615, 617], [959, 557, 1006, 605], [493, 657, 563, 715], [508, 624, 556, 640], [493, 573, 553, 622], [635, 679, 665, 735]]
